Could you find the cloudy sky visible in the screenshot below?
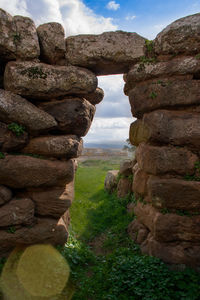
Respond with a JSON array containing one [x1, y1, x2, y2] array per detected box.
[[0, 0, 200, 146]]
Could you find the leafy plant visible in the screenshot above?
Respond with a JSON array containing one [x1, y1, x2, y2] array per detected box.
[[145, 39, 154, 53], [13, 32, 21, 43], [6, 226, 16, 234], [0, 152, 5, 159], [7, 122, 25, 137], [149, 91, 157, 99]]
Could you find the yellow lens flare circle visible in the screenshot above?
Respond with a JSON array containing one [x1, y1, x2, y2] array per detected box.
[[16, 244, 70, 298]]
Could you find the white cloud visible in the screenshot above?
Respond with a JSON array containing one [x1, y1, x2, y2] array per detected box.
[[125, 15, 136, 21], [106, 1, 120, 11], [0, 0, 30, 17]]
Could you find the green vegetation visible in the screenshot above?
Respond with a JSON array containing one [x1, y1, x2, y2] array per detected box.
[[145, 39, 154, 53], [7, 122, 25, 137], [6, 226, 16, 234], [0, 152, 5, 159], [58, 159, 200, 300], [149, 91, 157, 99], [21, 66, 48, 79], [13, 32, 21, 44], [195, 53, 200, 60], [184, 161, 200, 181]]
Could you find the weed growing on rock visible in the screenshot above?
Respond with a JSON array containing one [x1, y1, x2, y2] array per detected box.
[[13, 33, 21, 44], [0, 152, 5, 159], [6, 226, 16, 234], [7, 122, 25, 137], [145, 39, 154, 53], [21, 66, 48, 79], [149, 91, 157, 99]]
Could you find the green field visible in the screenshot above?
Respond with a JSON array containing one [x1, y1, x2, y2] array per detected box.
[[61, 159, 200, 300]]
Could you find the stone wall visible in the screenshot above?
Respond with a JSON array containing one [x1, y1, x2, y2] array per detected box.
[[0, 7, 200, 268]]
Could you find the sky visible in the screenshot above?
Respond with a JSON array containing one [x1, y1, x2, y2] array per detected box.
[[0, 0, 200, 146]]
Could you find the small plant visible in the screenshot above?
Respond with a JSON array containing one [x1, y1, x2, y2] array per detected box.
[[7, 122, 25, 136], [196, 53, 200, 60], [145, 39, 154, 53], [149, 91, 157, 99], [0, 152, 5, 159], [161, 208, 170, 214], [6, 226, 16, 234], [21, 66, 48, 79], [13, 32, 21, 43]]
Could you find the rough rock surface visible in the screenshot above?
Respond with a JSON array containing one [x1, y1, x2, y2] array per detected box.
[[132, 168, 149, 197], [136, 143, 197, 176], [0, 89, 57, 133], [119, 159, 134, 176], [39, 97, 95, 136], [148, 177, 200, 211], [0, 122, 28, 151], [0, 9, 16, 60], [24, 182, 74, 218], [155, 13, 200, 55], [22, 135, 83, 158], [117, 178, 132, 198], [104, 170, 119, 193], [129, 120, 150, 146], [65, 31, 146, 75], [0, 198, 34, 227], [0, 185, 12, 206], [128, 219, 149, 244], [37, 22, 65, 64], [82, 87, 104, 105], [4, 61, 97, 100], [128, 80, 200, 118], [0, 155, 74, 188]]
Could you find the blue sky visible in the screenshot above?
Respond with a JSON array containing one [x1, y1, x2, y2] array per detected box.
[[0, 0, 200, 146]]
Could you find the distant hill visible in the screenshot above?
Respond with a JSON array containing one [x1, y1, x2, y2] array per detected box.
[[84, 141, 125, 149]]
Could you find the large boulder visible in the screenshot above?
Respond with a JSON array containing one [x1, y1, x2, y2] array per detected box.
[[82, 87, 104, 105], [155, 13, 200, 55], [23, 181, 74, 218], [0, 155, 74, 188], [22, 135, 83, 158], [117, 178, 132, 198], [128, 80, 200, 118], [0, 185, 12, 206], [37, 22, 66, 64], [65, 31, 146, 75], [136, 143, 197, 176], [39, 97, 95, 136], [4, 61, 97, 100], [148, 176, 200, 212], [104, 170, 119, 193], [0, 198, 34, 227], [119, 159, 134, 176], [132, 168, 149, 197], [0, 9, 16, 60], [0, 89, 57, 133], [0, 122, 28, 152], [129, 119, 150, 146], [128, 219, 149, 244]]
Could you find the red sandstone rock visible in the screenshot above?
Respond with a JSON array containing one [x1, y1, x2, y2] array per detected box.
[[24, 181, 74, 218], [39, 97, 95, 137], [128, 80, 200, 118], [117, 178, 132, 198], [132, 168, 149, 197], [136, 143, 198, 176], [4, 61, 97, 100], [0, 155, 74, 188], [128, 219, 149, 244], [119, 159, 134, 176], [141, 234, 200, 267], [0, 89, 57, 133], [22, 135, 83, 158], [0, 198, 34, 227], [65, 31, 146, 75], [104, 170, 119, 193], [0, 185, 12, 206], [0, 122, 28, 152], [37, 22, 65, 64], [148, 176, 200, 212], [154, 13, 200, 55], [82, 87, 104, 105]]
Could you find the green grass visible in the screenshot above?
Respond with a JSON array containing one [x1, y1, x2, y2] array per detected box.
[[60, 159, 200, 300]]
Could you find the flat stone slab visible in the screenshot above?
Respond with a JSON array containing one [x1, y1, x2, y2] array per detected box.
[[0, 155, 74, 188], [22, 135, 83, 158], [154, 13, 200, 55], [0, 89, 57, 133], [65, 31, 146, 75], [4, 61, 97, 100]]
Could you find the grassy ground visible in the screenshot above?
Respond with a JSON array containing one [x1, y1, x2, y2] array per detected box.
[[60, 159, 200, 300]]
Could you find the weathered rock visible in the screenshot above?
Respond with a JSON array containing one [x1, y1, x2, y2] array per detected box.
[[0, 198, 34, 227], [134, 202, 200, 242], [140, 110, 200, 148], [39, 97, 95, 136], [0, 89, 57, 133], [37, 22, 65, 64], [125, 56, 200, 91], [119, 159, 134, 176], [117, 177, 132, 198], [129, 119, 150, 146], [104, 170, 119, 193], [4, 61, 97, 100], [13, 15, 40, 59], [136, 143, 198, 176], [22, 135, 83, 158], [128, 219, 149, 244], [0, 9, 16, 60], [155, 13, 200, 55], [0, 217, 68, 257], [0, 122, 28, 152], [128, 80, 200, 118], [82, 87, 104, 105], [141, 234, 200, 267], [24, 181, 74, 218], [148, 176, 200, 212], [0, 155, 74, 188], [132, 168, 149, 197], [65, 31, 146, 75], [0, 185, 12, 206]]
